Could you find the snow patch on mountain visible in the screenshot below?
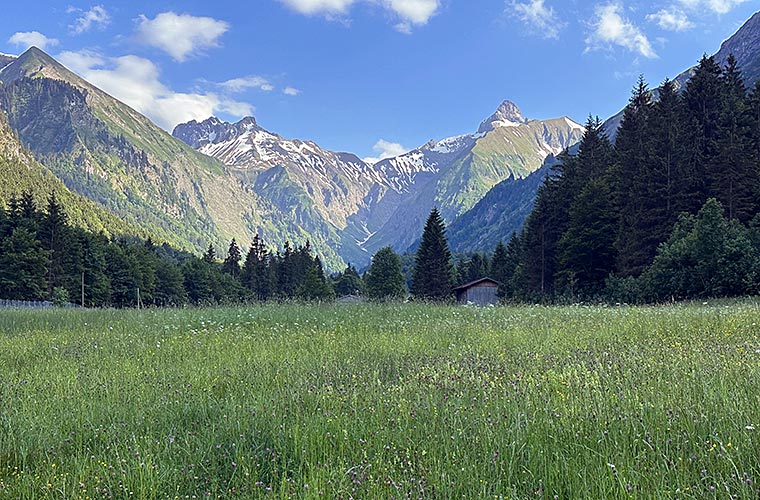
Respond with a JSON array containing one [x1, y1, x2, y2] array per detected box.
[[564, 117, 585, 131]]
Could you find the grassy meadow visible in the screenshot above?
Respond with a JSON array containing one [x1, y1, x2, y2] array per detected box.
[[0, 303, 759, 499]]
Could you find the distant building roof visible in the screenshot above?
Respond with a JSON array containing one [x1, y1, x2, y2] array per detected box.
[[453, 277, 500, 292]]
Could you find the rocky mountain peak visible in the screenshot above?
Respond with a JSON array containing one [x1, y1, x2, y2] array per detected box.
[[172, 116, 264, 149], [478, 100, 529, 134], [236, 116, 258, 130]]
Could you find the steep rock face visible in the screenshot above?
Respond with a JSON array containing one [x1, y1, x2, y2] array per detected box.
[[478, 100, 529, 133], [712, 11, 760, 83]]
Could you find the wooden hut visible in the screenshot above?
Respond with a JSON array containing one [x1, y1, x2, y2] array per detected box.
[[454, 278, 500, 306]]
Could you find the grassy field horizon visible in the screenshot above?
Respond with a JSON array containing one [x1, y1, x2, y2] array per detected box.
[[1, 302, 759, 499]]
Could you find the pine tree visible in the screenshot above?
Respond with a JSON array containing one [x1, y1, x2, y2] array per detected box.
[[556, 178, 618, 297], [241, 234, 271, 300], [0, 227, 50, 300], [365, 247, 407, 301], [411, 208, 454, 301], [713, 55, 757, 222], [202, 244, 216, 263], [222, 239, 242, 278], [612, 77, 655, 277]]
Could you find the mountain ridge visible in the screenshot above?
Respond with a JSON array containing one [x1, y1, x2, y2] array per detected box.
[[175, 101, 584, 265]]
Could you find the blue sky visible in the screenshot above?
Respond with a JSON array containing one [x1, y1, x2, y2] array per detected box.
[[1, 1, 759, 161]]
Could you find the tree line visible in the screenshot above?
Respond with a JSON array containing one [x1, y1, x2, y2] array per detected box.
[[0, 192, 337, 307], [0, 188, 480, 305], [4, 54, 759, 306], [498, 54, 760, 302]]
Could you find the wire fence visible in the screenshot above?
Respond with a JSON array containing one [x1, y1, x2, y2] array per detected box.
[[0, 299, 82, 309]]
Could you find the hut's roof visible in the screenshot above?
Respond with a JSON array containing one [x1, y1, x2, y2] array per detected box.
[[453, 277, 501, 292]]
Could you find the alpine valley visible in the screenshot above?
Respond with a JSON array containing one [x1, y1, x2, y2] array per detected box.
[[2, 9, 759, 270], [0, 46, 582, 270], [172, 101, 583, 266]]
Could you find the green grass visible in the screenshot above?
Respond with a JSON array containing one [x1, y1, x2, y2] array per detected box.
[[1, 303, 759, 499]]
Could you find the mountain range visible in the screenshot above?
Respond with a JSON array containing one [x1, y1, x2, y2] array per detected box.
[[172, 101, 583, 266], [1, 11, 759, 270]]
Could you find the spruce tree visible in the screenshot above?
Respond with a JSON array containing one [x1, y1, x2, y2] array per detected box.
[[612, 77, 655, 277], [490, 234, 521, 297], [297, 260, 334, 301], [222, 239, 242, 278], [411, 208, 454, 301], [556, 178, 618, 297], [0, 227, 49, 300], [365, 247, 407, 301], [682, 54, 723, 202], [241, 234, 271, 300], [80, 231, 110, 307], [462, 253, 489, 284], [202, 244, 216, 263], [154, 260, 187, 306], [713, 55, 757, 222]]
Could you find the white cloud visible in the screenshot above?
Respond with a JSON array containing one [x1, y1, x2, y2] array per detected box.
[[363, 139, 409, 164], [511, 0, 564, 39], [585, 3, 657, 59], [8, 31, 60, 51], [220, 76, 275, 93], [279, 0, 440, 32], [283, 86, 301, 96], [57, 50, 252, 131], [646, 8, 694, 31], [69, 5, 111, 35], [677, 0, 750, 14], [135, 12, 229, 62], [387, 0, 440, 33]]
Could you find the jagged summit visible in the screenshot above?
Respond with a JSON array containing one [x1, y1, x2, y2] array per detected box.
[[478, 100, 529, 133], [172, 115, 265, 149]]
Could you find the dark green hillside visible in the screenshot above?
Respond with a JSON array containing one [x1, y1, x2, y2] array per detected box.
[[0, 111, 143, 237], [447, 159, 555, 253]]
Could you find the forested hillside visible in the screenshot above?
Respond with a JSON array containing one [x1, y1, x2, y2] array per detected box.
[[0, 192, 334, 306], [500, 55, 760, 302]]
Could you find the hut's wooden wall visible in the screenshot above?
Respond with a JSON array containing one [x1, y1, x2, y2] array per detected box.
[[458, 284, 498, 305]]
